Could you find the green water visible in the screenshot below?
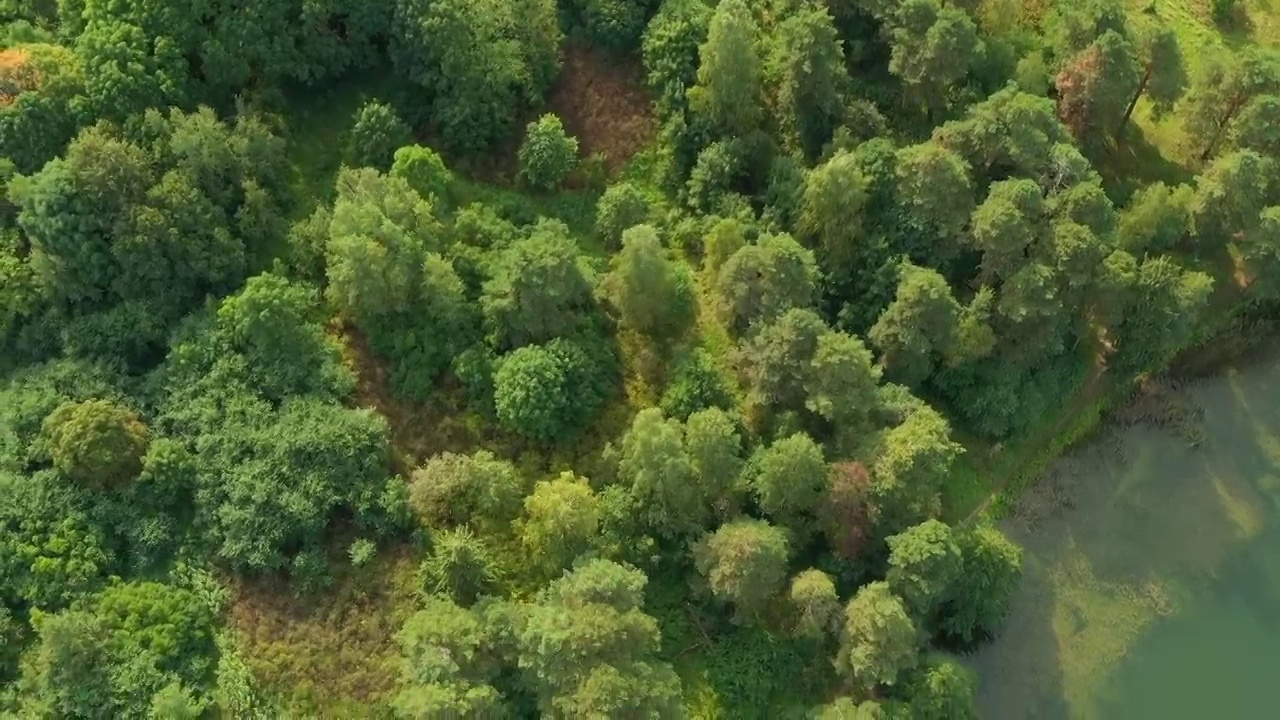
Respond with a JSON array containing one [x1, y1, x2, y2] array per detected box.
[[972, 356, 1280, 719]]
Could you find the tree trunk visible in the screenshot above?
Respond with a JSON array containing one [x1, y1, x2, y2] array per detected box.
[[1117, 67, 1152, 139], [1200, 95, 1246, 163]]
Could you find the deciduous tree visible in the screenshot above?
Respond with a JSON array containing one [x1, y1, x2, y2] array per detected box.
[[789, 569, 840, 639], [518, 559, 681, 717], [519, 113, 578, 190], [939, 525, 1023, 644], [837, 582, 919, 693], [693, 518, 789, 622], [603, 225, 696, 342], [886, 519, 962, 618], [518, 473, 601, 576], [43, 399, 148, 490], [690, 0, 762, 136]]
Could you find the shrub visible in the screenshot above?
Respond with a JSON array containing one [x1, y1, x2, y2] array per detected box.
[[519, 114, 579, 190]]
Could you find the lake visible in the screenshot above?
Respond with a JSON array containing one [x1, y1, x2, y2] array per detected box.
[[970, 353, 1280, 718]]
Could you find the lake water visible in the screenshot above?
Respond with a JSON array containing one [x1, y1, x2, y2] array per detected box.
[[970, 354, 1280, 719]]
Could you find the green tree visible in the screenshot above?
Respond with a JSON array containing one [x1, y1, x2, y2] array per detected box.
[[0, 470, 113, 611], [1117, 27, 1187, 134], [799, 150, 868, 273], [939, 525, 1023, 644], [595, 181, 651, 250], [642, 0, 713, 117], [345, 100, 412, 171], [603, 225, 696, 342], [908, 655, 979, 719], [816, 697, 889, 718], [895, 142, 974, 239], [742, 308, 827, 411], [150, 681, 205, 719], [750, 433, 827, 538], [768, 4, 848, 159], [1182, 47, 1280, 162], [419, 528, 501, 604], [482, 221, 597, 350], [789, 568, 840, 639], [692, 518, 789, 622], [16, 609, 114, 717], [869, 263, 962, 388], [75, 20, 189, 120], [326, 168, 440, 322], [518, 473, 601, 576], [1191, 150, 1276, 249], [408, 451, 524, 533], [837, 582, 919, 693], [702, 216, 749, 276], [1117, 182, 1193, 254], [570, 0, 648, 52], [391, 0, 561, 154], [871, 405, 962, 535], [888, 0, 984, 114], [215, 273, 349, 403], [393, 594, 504, 718], [806, 329, 883, 433], [43, 399, 148, 490], [684, 407, 746, 519], [194, 399, 398, 575], [618, 408, 705, 539], [690, 0, 762, 136], [660, 349, 735, 421], [714, 233, 820, 336], [492, 338, 614, 444], [886, 520, 962, 618], [1240, 206, 1280, 298], [1055, 31, 1141, 146], [518, 559, 681, 717], [391, 144, 453, 203], [519, 113, 578, 190]]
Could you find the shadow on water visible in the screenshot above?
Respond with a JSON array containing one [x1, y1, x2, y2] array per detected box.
[[970, 352, 1280, 719]]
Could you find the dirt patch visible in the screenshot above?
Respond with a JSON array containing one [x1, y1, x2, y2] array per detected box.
[[548, 43, 656, 174]]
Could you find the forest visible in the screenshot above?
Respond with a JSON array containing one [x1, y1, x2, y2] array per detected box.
[[1, 0, 1277, 715]]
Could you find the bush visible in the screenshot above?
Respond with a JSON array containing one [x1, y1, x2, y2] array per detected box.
[[595, 181, 651, 249], [519, 114, 579, 191], [345, 101, 412, 171]]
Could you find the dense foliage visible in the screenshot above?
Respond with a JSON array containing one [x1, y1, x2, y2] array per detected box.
[[0, 0, 1258, 713]]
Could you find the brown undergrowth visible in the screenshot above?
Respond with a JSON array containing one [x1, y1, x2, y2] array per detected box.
[[226, 545, 420, 715], [548, 43, 656, 175]]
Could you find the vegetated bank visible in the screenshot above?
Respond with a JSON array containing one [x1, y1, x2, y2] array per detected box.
[[3, 0, 1280, 716]]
